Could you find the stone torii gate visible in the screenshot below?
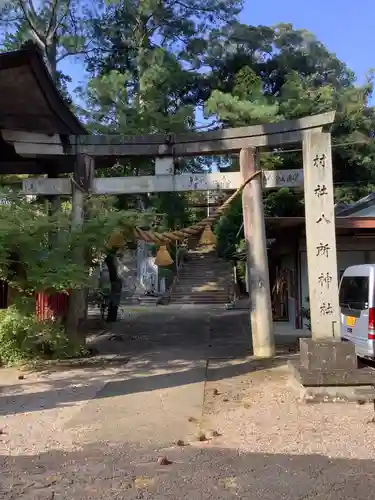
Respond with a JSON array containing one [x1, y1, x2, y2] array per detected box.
[[17, 110, 365, 396]]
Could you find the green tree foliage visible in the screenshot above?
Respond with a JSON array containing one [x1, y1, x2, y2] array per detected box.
[[0, 0, 98, 103], [0, 192, 134, 295], [76, 0, 239, 230], [80, 0, 240, 131], [151, 192, 191, 231], [206, 66, 279, 126], [263, 188, 304, 217], [204, 22, 375, 192], [204, 23, 375, 255], [0, 190, 142, 363], [214, 197, 242, 260]]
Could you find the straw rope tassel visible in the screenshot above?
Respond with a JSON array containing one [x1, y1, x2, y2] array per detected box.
[[154, 245, 174, 266], [199, 225, 217, 245], [106, 170, 262, 251]]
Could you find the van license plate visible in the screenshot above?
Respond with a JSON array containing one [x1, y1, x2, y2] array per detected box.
[[346, 316, 356, 327]]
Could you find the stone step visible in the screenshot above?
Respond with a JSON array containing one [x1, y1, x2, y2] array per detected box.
[[137, 296, 161, 306], [177, 275, 230, 280], [173, 285, 229, 290], [186, 266, 230, 269], [174, 286, 229, 291], [177, 272, 230, 276], [188, 258, 229, 261], [173, 294, 229, 301], [180, 268, 231, 272], [184, 261, 223, 264], [176, 281, 229, 285], [171, 297, 231, 303], [179, 265, 231, 269], [179, 276, 230, 279], [172, 292, 229, 296], [176, 272, 229, 275], [173, 290, 227, 293], [176, 275, 232, 281], [174, 288, 229, 292], [174, 288, 227, 292], [172, 290, 229, 294], [174, 279, 228, 284], [171, 297, 230, 303], [180, 265, 230, 268], [172, 294, 229, 299], [173, 298, 229, 302], [181, 261, 230, 265], [172, 292, 229, 295], [178, 272, 230, 275], [170, 247, 233, 305]]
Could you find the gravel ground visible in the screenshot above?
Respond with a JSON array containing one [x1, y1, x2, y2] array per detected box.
[[203, 360, 375, 459], [2, 307, 375, 499]]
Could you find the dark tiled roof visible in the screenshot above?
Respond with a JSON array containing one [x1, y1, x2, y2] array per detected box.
[[335, 193, 375, 217]]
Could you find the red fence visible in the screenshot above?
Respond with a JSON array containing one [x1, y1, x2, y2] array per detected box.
[[0, 282, 69, 321], [36, 291, 69, 321]]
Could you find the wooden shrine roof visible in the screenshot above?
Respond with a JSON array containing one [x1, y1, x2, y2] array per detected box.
[[0, 43, 85, 135]]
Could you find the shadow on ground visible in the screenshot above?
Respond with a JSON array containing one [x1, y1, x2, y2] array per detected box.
[[0, 351, 298, 416], [2, 442, 375, 499], [0, 307, 301, 416]]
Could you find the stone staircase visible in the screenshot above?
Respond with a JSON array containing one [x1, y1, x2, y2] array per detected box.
[[170, 247, 233, 305]]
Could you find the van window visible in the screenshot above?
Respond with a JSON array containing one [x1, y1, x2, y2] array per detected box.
[[339, 276, 369, 310]]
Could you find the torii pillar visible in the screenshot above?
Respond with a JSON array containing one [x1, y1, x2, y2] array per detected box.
[[240, 148, 275, 358]]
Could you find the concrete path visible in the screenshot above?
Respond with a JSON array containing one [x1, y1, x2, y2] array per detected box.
[[68, 306, 251, 449], [65, 353, 207, 449]]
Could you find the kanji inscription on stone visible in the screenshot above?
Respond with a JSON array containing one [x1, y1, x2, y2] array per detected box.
[[303, 131, 340, 339], [316, 243, 330, 258], [313, 153, 326, 168], [314, 184, 328, 197], [320, 302, 334, 316], [318, 272, 333, 288], [316, 213, 331, 224]]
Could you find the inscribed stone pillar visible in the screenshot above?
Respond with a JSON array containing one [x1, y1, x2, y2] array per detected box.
[[303, 131, 340, 339], [240, 148, 275, 358]]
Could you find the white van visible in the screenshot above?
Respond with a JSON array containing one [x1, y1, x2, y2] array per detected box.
[[339, 264, 375, 359]]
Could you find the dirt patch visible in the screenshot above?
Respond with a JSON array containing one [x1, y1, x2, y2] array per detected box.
[[201, 359, 375, 460]]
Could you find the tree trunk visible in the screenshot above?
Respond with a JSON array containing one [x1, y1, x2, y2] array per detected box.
[[65, 177, 85, 343], [105, 253, 122, 323], [46, 37, 58, 81], [65, 155, 94, 341]]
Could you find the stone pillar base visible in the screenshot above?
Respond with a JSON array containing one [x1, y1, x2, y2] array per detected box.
[[289, 338, 375, 403]]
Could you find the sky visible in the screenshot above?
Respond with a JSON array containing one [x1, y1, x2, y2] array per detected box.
[[240, 0, 374, 86], [63, 0, 375, 98]]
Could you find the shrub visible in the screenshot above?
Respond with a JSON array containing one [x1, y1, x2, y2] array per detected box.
[[0, 306, 82, 366]]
